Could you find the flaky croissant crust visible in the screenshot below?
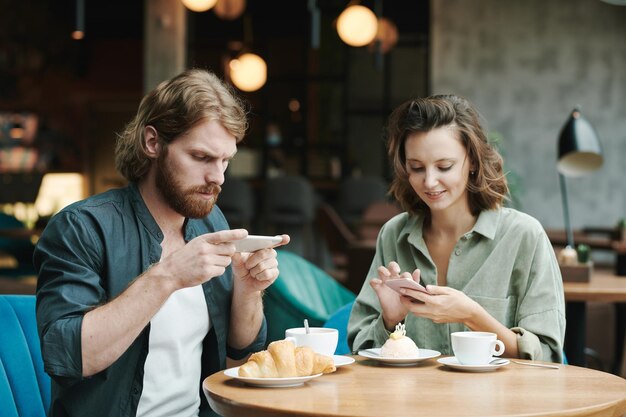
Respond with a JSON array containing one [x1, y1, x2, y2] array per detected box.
[[238, 339, 336, 378]]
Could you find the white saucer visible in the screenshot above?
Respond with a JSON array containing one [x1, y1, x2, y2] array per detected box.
[[224, 367, 322, 387], [437, 356, 509, 372], [357, 348, 441, 366], [333, 355, 355, 367]]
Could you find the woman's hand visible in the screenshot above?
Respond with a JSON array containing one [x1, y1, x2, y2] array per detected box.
[[401, 284, 480, 325], [369, 261, 421, 330]]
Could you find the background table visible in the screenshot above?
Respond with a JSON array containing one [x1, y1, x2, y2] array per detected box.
[[563, 267, 626, 372], [204, 356, 626, 417]]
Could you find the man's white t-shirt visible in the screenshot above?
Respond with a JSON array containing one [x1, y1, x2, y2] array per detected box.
[[136, 284, 210, 417]]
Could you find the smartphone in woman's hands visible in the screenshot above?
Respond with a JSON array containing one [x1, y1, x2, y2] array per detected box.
[[384, 278, 429, 296]]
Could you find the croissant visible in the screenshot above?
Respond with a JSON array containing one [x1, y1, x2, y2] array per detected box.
[[238, 339, 336, 378]]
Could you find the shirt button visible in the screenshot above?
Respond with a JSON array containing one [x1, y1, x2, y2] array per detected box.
[[455, 249, 462, 256]]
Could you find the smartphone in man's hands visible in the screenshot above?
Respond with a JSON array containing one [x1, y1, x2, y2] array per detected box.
[[233, 235, 282, 252]]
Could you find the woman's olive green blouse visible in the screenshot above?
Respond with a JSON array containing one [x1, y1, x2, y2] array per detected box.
[[348, 207, 565, 363]]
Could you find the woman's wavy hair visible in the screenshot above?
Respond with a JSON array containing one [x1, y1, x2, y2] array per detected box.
[[387, 94, 508, 216], [115, 69, 248, 182]]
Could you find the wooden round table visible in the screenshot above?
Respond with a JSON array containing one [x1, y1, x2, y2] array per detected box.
[[203, 356, 626, 417]]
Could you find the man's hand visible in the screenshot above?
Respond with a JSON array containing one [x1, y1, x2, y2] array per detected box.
[[157, 229, 249, 291], [229, 234, 290, 349], [231, 234, 290, 294]]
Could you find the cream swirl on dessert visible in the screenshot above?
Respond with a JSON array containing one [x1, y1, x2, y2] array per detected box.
[[380, 323, 419, 357]]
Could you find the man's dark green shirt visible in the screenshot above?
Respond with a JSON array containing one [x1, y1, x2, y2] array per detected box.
[[34, 183, 266, 417]]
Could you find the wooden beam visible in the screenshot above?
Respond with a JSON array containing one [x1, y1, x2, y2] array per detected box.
[[144, 0, 187, 93]]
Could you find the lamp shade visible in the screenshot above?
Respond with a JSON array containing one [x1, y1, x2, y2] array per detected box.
[[35, 173, 85, 217], [557, 108, 603, 177]]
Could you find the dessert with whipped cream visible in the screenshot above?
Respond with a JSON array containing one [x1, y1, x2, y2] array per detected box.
[[380, 323, 419, 357]]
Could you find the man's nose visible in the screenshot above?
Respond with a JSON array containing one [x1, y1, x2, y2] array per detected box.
[[205, 164, 225, 186]]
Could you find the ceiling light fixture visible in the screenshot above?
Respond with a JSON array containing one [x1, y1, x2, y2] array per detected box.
[[229, 53, 267, 92], [227, 14, 266, 92], [71, 0, 85, 40], [214, 0, 246, 20], [181, 0, 218, 13], [371, 17, 398, 54], [336, 4, 378, 47]]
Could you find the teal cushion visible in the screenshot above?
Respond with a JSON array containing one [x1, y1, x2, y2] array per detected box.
[[0, 295, 50, 417], [264, 251, 355, 344], [323, 301, 355, 355]]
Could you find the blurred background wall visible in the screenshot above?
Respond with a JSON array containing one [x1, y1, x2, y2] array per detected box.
[[431, 0, 626, 230]]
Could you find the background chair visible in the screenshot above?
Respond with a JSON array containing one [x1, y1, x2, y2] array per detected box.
[[217, 176, 255, 230], [0, 294, 50, 417], [315, 202, 358, 283], [263, 250, 355, 345], [357, 200, 402, 241], [337, 175, 389, 230], [263, 175, 317, 259]]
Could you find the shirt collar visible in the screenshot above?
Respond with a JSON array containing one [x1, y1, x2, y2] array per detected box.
[[129, 183, 207, 243], [472, 209, 500, 240], [400, 208, 501, 243], [129, 182, 164, 243]]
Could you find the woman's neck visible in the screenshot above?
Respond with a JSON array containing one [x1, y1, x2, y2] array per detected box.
[[426, 207, 477, 240]]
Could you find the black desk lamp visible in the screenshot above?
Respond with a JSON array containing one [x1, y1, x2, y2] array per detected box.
[[557, 107, 603, 248]]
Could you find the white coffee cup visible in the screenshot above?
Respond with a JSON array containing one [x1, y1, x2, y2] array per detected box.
[[284, 327, 338, 356], [451, 331, 505, 365]]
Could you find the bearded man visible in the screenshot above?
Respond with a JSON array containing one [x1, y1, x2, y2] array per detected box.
[[34, 69, 289, 417]]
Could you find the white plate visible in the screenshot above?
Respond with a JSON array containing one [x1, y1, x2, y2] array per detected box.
[[357, 348, 441, 366], [224, 367, 323, 387], [333, 355, 355, 367], [437, 356, 509, 372]]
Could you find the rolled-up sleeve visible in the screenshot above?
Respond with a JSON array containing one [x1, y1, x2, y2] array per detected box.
[[34, 210, 106, 385], [513, 232, 566, 362], [227, 317, 267, 359], [348, 233, 394, 352]]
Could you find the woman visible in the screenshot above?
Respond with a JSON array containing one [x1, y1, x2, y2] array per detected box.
[[347, 95, 565, 362]]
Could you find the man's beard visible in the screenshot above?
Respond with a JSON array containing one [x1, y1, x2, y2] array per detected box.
[[155, 151, 221, 219]]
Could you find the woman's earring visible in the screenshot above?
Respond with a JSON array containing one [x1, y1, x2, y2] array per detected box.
[[470, 170, 475, 176]]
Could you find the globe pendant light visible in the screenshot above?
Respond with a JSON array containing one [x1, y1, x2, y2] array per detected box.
[[214, 0, 246, 20], [336, 4, 378, 47], [229, 53, 267, 92], [182, 0, 217, 12]]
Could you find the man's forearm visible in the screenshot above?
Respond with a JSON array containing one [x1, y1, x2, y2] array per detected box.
[[228, 291, 264, 349], [81, 263, 176, 376]]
